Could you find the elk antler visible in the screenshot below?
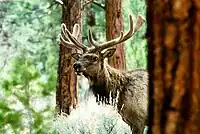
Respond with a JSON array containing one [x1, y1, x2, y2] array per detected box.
[[87, 15, 146, 53], [60, 23, 88, 52]]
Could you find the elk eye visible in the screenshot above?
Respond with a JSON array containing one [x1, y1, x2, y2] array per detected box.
[[92, 56, 98, 62], [71, 53, 82, 60]]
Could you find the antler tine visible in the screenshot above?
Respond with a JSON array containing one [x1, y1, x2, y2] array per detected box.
[[60, 23, 88, 52], [98, 15, 135, 51], [134, 15, 146, 33], [60, 24, 82, 50], [60, 33, 80, 50], [72, 24, 80, 38], [88, 29, 98, 47], [64, 24, 87, 51], [88, 15, 145, 53]]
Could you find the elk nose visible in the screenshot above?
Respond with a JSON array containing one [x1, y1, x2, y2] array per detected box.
[[73, 62, 82, 70]]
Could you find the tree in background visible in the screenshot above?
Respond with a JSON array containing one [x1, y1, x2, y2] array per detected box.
[[0, 0, 147, 133], [105, 0, 125, 70], [81, 0, 147, 70], [56, 0, 81, 114], [0, 0, 60, 133], [147, 0, 200, 133]]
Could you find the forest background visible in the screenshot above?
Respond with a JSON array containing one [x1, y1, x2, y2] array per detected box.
[[0, 0, 146, 133]]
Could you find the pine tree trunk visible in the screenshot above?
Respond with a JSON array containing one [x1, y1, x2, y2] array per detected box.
[[105, 0, 125, 70], [56, 0, 81, 115], [147, 0, 200, 133]]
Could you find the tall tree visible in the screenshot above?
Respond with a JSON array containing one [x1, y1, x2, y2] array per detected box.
[[56, 0, 81, 114], [147, 0, 200, 134], [105, 0, 125, 70]]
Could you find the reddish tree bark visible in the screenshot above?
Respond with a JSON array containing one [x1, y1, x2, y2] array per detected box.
[[105, 0, 125, 70], [56, 0, 81, 114], [147, 0, 200, 133]]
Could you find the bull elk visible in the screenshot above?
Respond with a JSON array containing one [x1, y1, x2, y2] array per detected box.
[[60, 15, 148, 134]]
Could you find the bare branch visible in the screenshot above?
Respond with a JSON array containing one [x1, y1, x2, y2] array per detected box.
[[81, 0, 93, 9], [55, 0, 63, 5], [81, 0, 105, 10], [92, 1, 105, 10], [55, 0, 67, 9]]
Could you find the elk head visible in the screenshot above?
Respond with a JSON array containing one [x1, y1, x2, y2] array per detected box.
[[60, 15, 145, 77]]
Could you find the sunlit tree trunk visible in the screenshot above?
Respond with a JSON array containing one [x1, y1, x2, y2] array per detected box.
[[105, 0, 125, 70], [56, 0, 81, 115], [147, 0, 200, 133]]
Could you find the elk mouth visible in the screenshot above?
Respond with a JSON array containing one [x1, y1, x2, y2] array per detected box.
[[74, 68, 86, 76], [75, 70, 83, 75]]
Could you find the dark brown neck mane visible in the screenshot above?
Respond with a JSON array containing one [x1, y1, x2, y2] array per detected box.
[[84, 62, 128, 105]]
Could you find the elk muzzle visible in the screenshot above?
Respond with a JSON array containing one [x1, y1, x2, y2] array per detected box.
[[73, 61, 85, 75]]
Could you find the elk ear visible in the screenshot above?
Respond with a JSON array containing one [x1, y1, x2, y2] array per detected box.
[[71, 53, 81, 60], [102, 48, 116, 58]]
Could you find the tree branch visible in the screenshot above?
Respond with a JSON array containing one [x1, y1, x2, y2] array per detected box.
[[81, 0, 93, 10], [81, 0, 105, 10], [55, 0, 67, 9], [92, 1, 105, 10]]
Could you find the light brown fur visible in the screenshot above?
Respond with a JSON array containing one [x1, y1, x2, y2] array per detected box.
[[72, 51, 148, 134], [60, 15, 147, 133]]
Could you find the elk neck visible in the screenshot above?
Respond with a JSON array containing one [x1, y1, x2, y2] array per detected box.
[[85, 61, 128, 104]]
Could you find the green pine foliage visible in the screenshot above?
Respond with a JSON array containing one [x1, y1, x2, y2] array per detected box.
[[1, 55, 55, 133], [0, 0, 147, 133], [123, 0, 147, 69], [0, 0, 59, 133]]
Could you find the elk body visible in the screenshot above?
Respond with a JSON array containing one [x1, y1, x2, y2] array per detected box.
[[60, 15, 148, 134]]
